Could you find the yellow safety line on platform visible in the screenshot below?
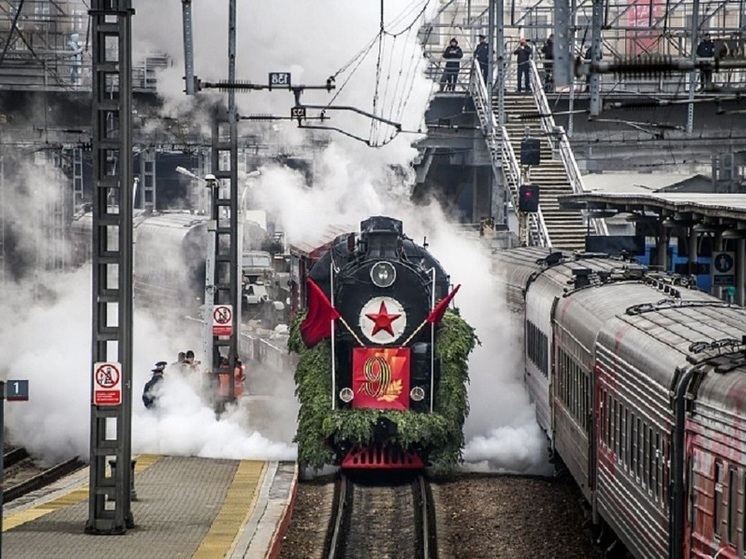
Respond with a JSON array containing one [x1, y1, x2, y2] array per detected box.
[[192, 460, 266, 559], [3, 454, 162, 531]]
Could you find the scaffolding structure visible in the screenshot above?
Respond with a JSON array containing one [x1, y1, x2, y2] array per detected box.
[[426, 0, 746, 94], [0, 0, 167, 90]]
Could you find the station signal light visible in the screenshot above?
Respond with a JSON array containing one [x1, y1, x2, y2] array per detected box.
[[519, 184, 540, 213]]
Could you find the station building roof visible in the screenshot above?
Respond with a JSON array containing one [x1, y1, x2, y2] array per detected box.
[[559, 190, 746, 229]]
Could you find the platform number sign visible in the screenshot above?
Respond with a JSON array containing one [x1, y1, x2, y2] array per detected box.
[[5, 380, 29, 401], [93, 362, 122, 406], [269, 72, 291, 89]]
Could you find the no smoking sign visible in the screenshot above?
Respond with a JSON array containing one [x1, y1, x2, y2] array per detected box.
[[93, 362, 122, 406], [212, 304, 234, 337]]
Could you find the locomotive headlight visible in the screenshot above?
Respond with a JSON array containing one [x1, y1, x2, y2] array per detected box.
[[370, 261, 396, 288], [339, 387, 354, 403], [410, 386, 425, 402]]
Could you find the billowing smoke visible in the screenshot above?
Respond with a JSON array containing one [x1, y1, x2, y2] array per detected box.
[[0, 1, 549, 474]]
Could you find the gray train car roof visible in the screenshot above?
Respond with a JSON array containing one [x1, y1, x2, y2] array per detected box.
[[694, 351, 746, 422], [492, 247, 552, 310], [597, 296, 746, 390]]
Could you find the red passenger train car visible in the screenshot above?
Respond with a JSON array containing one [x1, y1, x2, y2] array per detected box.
[[494, 246, 746, 559]]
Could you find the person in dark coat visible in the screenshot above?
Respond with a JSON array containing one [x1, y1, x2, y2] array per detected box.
[[474, 34, 489, 85], [696, 33, 716, 90], [142, 361, 167, 409], [541, 34, 554, 92], [513, 38, 532, 92], [440, 38, 463, 92]]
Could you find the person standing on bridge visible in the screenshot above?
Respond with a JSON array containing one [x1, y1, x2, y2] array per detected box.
[[513, 38, 532, 93], [541, 34, 554, 92], [440, 38, 463, 92], [474, 34, 489, 86], [696, 33, 716, 90]]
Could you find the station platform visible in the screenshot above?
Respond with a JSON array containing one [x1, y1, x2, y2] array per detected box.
[[2, 455, 297, 559]]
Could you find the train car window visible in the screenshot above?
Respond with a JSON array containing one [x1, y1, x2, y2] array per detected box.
[[606, 392, 611, 447], [541, 330, 548, 377], [630, 412, 637, 476], [644, 425, 653, 495], [597, 388, 609, 446], [655, 432, 661, 502], [715, 460, 723, 538], [583, 373, 590, 432], [742, 471, 746, 553], [662, 441, 670, 508], [615, 399, 621, 461], [688, 457, 694, 524], [728, 468, 738, 544], [572, 362, 577, 421]]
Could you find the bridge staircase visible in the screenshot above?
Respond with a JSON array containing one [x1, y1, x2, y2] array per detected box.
[[468, 60, 607, 250]]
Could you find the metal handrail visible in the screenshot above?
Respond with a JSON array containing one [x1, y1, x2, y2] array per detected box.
[[528, 60, 609, 237], [468, 62, 551, 248]]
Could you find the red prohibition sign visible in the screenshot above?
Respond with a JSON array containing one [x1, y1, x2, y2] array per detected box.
[[95, 364, 120, 388], [213, 306, 232, 324]]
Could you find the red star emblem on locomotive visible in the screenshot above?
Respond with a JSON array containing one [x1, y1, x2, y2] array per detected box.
[[365, 301, 402, 336]]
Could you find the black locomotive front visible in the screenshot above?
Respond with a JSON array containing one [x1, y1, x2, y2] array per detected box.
[[307, 216, 450, 467]]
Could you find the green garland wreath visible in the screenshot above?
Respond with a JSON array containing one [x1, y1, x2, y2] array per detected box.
[[289, 309, 476, 472]]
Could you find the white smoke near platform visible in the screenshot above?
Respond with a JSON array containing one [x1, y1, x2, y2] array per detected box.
[[0, 262, 295, 464], [136, 0, 550, 474], [0, 1, 549, 472]]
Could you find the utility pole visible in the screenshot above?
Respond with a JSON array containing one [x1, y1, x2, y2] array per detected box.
[[588, 0, 603, 117], [86, 0, 135, 534]]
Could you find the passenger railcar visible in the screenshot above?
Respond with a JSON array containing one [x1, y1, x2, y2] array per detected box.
[[290, 216, 474, 471], [494, 246, 746, 559], [69, 210, 285, 323]]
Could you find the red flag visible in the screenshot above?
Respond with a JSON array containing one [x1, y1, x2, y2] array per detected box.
[[300, 278, 340, 347], [426, 284, 461, 324]]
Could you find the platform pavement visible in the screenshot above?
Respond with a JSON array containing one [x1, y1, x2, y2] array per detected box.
[[2, 455, 298, 559]]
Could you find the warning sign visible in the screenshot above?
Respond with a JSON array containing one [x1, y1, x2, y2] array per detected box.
[[212, 304, 234, 337], [93, 362, 122, 406]]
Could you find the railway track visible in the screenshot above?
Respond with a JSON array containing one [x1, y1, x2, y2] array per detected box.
[[3, 447, 84, 503], [326, 473, 437, 559]]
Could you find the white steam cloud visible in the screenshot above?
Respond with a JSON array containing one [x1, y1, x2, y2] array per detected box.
[[0, 1, 548, 474]]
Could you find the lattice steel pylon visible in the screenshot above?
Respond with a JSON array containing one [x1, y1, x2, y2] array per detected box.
[[85, 0, 135, 534], [205, 0, 239, 408]]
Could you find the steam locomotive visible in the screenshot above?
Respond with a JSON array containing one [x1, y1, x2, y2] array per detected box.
[[495, 246, 746, 559], [291, 216, 474, 471]]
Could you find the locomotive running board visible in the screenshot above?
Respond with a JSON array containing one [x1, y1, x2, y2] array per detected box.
[[342, 445, 424, 469]]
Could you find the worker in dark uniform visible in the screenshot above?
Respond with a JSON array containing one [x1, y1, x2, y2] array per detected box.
[[474, 34, 489, 85], [541, 34, 554, 92], [440, 38, 463, 92], [696, 33, 716, 90], [142, 361, 167, 409], [513, 38, 532, 93]]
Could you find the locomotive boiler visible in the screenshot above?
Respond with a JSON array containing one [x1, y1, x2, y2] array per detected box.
[[290, 216, 475, 471]]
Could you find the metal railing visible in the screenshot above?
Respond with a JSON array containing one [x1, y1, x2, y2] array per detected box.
[[468, 62, 551, 248], [528, 60, 609, 237]]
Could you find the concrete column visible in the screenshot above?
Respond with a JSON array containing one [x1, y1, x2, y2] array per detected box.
[[688, 229, 698, 278], [737, 238, 745, 306], [714, 233, 723, 299], [656, 225, 668, 272]]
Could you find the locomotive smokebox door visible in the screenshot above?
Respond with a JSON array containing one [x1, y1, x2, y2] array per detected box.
[[520, 138, 541, 166]]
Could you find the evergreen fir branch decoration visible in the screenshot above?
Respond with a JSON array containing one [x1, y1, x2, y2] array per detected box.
[[290, 309, 476, 471]]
